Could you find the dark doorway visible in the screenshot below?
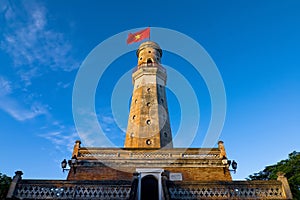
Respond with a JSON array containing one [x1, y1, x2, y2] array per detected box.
[[141, 175, 158, 200]]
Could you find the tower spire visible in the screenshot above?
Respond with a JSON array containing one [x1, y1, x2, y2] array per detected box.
[[124, 41, 173, 148]]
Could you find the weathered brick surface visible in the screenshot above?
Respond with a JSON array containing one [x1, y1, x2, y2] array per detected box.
[[125, 69, 172, 149], [164, 167, 231, 181], [67, 165, 133, 181], [67, 164, 231, 181], [125, 41, 173, 149], [67, 147, 232, 181]]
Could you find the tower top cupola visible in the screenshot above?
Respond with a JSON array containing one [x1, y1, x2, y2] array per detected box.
[[136, 41, 162, 66]]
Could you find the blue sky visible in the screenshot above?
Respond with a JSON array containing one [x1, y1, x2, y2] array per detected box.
[[0, 0, 299, 180]]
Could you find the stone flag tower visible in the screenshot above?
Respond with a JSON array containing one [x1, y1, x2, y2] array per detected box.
[[125, 41, 173, 148], [7, 40, 293, 200]]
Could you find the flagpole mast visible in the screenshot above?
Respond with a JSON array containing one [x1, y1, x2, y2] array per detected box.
[[148, 26, 151, 41]]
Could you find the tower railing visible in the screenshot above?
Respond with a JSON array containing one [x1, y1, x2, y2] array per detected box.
[[132, 63, 166, 73], [77, 148, 221, 160]]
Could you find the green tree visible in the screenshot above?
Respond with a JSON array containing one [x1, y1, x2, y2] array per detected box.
[[248, 151, 300, 199], [0, 173, 12, 199]]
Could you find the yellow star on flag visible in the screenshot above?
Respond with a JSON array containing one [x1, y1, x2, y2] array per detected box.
[[134, 34, 141, 40]]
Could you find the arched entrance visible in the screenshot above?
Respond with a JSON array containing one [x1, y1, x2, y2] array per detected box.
[[141, 175, 158, 200]]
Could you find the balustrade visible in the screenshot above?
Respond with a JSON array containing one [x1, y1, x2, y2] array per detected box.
[[13, 180, 131, 200]]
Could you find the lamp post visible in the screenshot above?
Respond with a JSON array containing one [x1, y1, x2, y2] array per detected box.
[[231, 160, 238, 172], [61, 159, 68, 172], [61, 155, 78, 174], [222, 156, 237, 174]]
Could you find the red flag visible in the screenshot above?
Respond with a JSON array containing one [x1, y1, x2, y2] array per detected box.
[[126, 28, 150, 44]]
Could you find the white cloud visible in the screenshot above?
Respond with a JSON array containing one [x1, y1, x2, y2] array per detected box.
[[72, 109, 124, 147], [18, 67, 40, 87], [76, 111, 109, 147], [0, 94, 48, 121], [98, 112, 126, 144], [39, 128, 79, 152], [39, 112, 125, 151], [0, 0, 79, 85], [0, 76, 48, 121], [101, 115, 116, 125], [57, 81, 71, 89], [0, 76, 12, 96]]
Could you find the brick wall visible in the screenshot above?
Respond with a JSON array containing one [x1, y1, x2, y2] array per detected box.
[[67, 165, 133, 181], [67, 164, 231, 181]]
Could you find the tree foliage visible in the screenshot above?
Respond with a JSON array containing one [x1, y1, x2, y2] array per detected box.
[[0, 173, 12, 199], [248, 151, 300, 199]]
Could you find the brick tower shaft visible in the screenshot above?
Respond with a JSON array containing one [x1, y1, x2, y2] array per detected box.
[[124, 41, 173, 148]]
